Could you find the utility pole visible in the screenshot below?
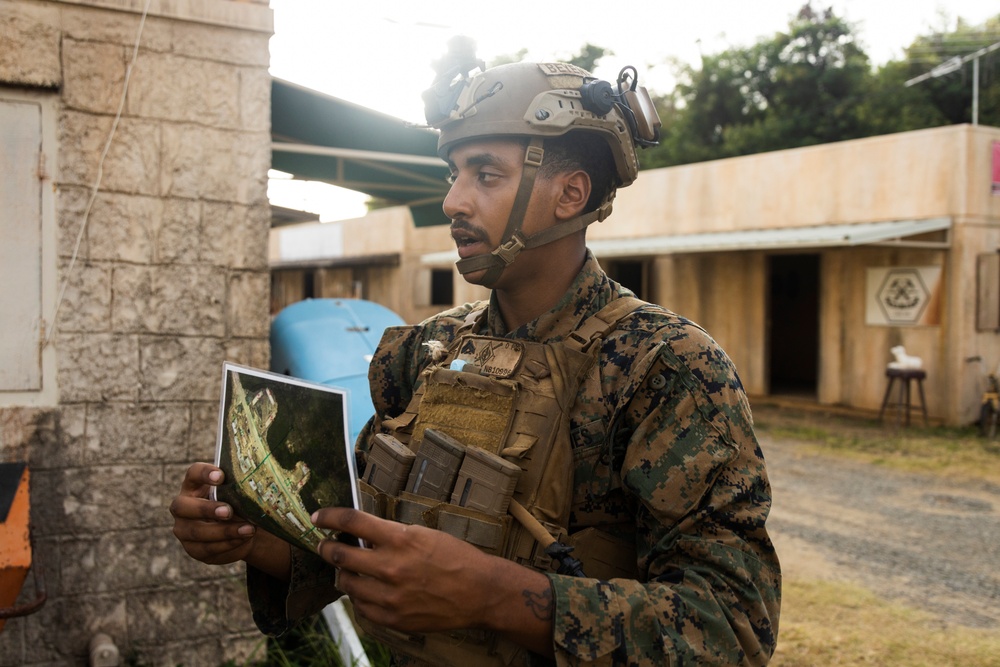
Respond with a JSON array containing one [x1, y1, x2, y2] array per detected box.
[[905, 40, 1000, 125]]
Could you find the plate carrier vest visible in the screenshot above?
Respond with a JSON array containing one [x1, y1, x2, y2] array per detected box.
[[355, 296, 644, 667]]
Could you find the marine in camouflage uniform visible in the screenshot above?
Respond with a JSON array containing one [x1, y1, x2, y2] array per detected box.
[[246, 250, 781, 665], [171, 47, 781, 667]]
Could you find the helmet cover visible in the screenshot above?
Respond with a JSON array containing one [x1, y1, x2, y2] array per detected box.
[[426, 61, 658, 189]]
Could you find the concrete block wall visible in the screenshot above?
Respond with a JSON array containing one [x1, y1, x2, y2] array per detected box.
[[0, 1, 273, 664]]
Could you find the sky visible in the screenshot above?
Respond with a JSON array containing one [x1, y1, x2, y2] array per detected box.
[[265, 0, 999, 220]]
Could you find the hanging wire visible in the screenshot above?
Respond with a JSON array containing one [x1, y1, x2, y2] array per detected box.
[[45, 0, 153, 347]]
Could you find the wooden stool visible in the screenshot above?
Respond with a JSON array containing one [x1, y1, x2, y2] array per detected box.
[[878, 368, 928, 427]]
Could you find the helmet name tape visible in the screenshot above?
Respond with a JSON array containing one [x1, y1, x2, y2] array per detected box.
[[538, 63, 591, 78]]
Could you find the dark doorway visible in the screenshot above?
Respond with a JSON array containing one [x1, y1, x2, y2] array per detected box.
[[606, 259, 646, 300], [767, 254, 820, 396], [430, 268, 454, 306]]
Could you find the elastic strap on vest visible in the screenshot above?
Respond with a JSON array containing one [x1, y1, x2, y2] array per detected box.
[[565, 295, 645, 353]]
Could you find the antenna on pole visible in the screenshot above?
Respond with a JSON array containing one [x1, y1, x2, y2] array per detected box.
[[905, 40, 1000, 125]]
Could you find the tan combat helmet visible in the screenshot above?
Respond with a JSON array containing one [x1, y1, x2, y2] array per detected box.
[[423, 41, 661, 287]]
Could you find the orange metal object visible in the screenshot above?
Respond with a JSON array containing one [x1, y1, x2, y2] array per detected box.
[[0, 463, 40, 633]]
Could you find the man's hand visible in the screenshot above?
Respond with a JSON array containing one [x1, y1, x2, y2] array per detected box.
[[169, 462, 290, 580], [312, 507, 556, 657]]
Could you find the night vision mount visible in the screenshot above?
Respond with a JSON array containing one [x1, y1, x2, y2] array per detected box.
[[422, 36, 486, 127]]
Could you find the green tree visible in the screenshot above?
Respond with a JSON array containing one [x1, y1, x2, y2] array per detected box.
[[850, 59, 947, 136], [891, 14, 1000, 127], [566, 43, 612, 73], [643, 3, 873, 167]]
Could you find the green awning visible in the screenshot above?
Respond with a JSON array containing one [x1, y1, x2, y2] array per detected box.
[[271, 77, 450, 227]]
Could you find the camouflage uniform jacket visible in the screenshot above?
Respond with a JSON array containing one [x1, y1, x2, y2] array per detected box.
[[247, 251, 781, 666]]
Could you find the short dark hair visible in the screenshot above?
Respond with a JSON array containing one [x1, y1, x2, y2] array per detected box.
[[538, 131, 618, 213]]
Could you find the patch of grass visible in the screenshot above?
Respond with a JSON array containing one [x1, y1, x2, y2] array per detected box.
[[232, 616, 391, 667], [773, 579, 1000, 666], [258, 617, 346, 667], [755, 408, 1000, 484]]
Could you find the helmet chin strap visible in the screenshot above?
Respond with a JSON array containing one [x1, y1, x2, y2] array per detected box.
[[454, 137, 614, 288]]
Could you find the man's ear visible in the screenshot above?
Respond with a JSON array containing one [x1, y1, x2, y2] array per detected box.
[[554, 170, 591, 221]]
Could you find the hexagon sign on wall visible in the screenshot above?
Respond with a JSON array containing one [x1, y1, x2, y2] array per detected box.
[[878, 269, 929, 323], [865, 266, 942, 326]]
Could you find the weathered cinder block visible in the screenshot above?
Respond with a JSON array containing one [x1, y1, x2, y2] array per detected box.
[[126, 583, 221, 642], [228, 270, 271, 338], [187, 401, 221, 462], [55, 185, 91, 259], [44, 404, 92, 469], [83, 402, 191, 465], [58, 111, 161, 196], [158, 122, 218, 200], [129, 52, 240, 128], [59, 190, 204, 265], [200, 200, 270, 269], [26, 468, 62, 539], [60, 4, 173, 52], [61, 38, 127, 115], [32, 464, 162, 537], [55, 259, 112, 334], [0, 407, 77, 469], [130, 634, 263, 667], [0, 620, 25, 666], [60, 402, 91, 454], [0, 7, 61, 88], [61, 528, 179, 595], [23, 591, 129, 663], [240, 66, 272, 132], [139, 335, 226, 402], [56, 189, 163, 264], [224, 337, 270, 371], [154, 197, 203, 264], [160, 123, 269, 204], [112, 264, 227, 336], [57, 333, 141, 403], [217, 575, 258, 632], [172, 21, 271, 68]]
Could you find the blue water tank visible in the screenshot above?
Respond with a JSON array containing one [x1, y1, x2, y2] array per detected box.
[[270, 298, 405, 447]]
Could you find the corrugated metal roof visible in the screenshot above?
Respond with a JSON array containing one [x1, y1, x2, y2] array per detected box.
[[589, 217, 952, 257], [271, 78, 451, 228], [420, 217, 952, 265]]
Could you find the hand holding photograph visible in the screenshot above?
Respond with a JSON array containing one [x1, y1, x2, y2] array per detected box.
[[212, 362, 359, 552]]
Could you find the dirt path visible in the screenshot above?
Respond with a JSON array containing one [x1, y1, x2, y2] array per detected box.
[[759, 429, 1000, 629]]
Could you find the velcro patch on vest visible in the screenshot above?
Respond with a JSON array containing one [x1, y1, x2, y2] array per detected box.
[[456, 337, 524, 378]]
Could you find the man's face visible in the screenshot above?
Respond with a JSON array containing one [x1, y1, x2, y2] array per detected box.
[[443, 138, 559, 287]]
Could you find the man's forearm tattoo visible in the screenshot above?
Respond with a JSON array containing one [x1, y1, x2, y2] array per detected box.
[[522, 587, 554, 621]]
